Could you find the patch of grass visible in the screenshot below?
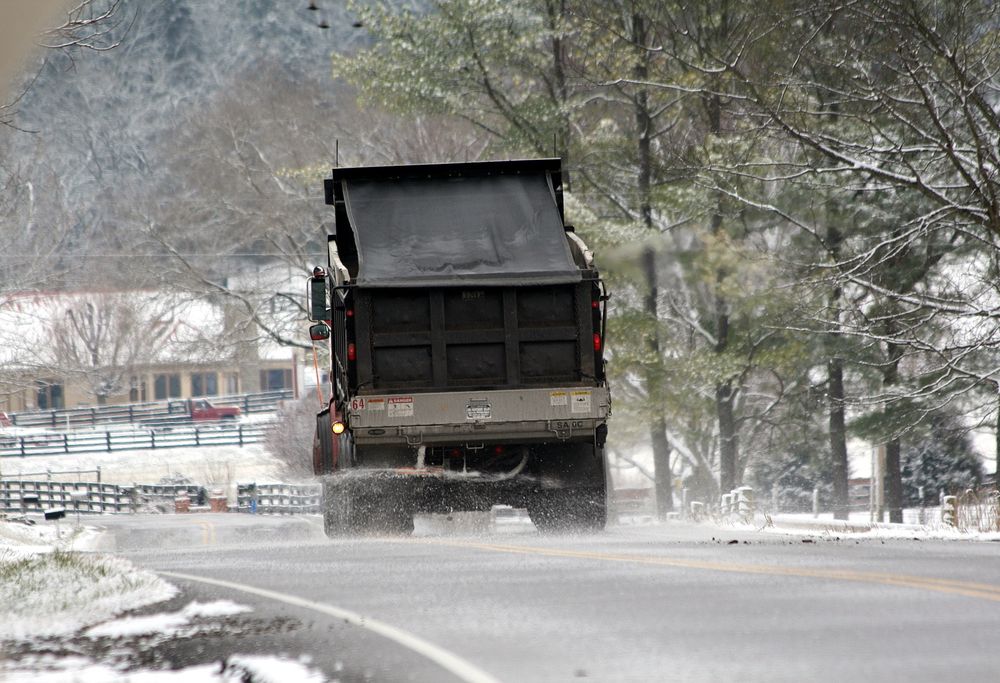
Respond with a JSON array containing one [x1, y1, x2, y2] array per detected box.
[[0, 549, 177, 641]]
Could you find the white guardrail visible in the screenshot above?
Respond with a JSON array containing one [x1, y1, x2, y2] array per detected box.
[[0, 479, 320, 515]]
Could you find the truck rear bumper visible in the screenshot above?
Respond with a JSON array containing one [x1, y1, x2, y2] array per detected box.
[[347, 386, 609, 446]]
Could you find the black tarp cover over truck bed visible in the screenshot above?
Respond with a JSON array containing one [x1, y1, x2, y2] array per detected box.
[[329, 160, 581, 287]]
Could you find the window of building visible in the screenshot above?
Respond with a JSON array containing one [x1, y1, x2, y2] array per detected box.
[[36, 380, 64, 410], [191, 372, 218, 397], [153, 373, 181, 400], [226, 373, 239, 395], [260, 368, 292, 392]]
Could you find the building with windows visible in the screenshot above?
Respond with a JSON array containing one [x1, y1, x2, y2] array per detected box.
[[0, 289, 300, 412]]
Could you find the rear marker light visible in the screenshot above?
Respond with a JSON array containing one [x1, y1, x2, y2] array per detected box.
[[346, 309, 354, 317], [592, 300, 599, 309], [332, 421, 346, 435], [347, 343, 356, 361], [594, 333, 602, 352]]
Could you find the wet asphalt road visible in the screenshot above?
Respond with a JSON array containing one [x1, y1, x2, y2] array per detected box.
[[93, 513, 1000, 683]]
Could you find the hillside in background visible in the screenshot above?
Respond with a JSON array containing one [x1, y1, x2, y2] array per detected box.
[[0, 0, 374, 291]]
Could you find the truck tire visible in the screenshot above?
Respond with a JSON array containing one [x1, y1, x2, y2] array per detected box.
[[314, 411, 334, 475], [358, 473, 414, 535], [528, 487, 606, 533], [527, 442, 608, 532], [322, 474, 414, 536], [322, 476, 355, 536]]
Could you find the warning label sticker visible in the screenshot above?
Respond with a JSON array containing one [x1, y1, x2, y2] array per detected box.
[[550, 391, 568, 407], [387, 396, 414, 418], [570, 391, 592, 414]]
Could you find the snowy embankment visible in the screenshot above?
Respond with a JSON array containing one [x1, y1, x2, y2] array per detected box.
[[0, 443, 285, 486], [0, 519, 329, 681], [715, 512, 1000, 542], [0, 519, 175, 641]]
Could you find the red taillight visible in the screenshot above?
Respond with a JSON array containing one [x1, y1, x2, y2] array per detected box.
[[592, 300, 599, 309], [347, 343, 356, 361], [346, 309, 354, 317], [493, 445, 504, 455], [593, 333, 602, 352], [448, 448, 462, 458]]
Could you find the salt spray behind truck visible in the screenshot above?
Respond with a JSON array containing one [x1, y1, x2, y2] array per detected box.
[[307, 158, 610, 534]]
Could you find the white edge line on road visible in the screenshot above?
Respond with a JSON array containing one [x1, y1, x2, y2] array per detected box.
[[158, 570, 503, 683]]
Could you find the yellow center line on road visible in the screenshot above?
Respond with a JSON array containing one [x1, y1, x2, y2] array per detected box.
[[415, 538, 1000, 603]]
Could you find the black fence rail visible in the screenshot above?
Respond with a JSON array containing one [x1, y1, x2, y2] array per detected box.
[[235, 482, 320, 514], [3, 467, 103, 482], [0, 423, 268, 458], [1, 479, 136, 514], [6, 390, 293, 429]]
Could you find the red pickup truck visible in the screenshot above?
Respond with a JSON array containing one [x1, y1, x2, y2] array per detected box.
[[141, 399, 241, 430], [170, 398, 241, 421]]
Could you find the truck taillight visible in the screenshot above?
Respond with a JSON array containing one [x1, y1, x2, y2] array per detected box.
[[593, 333, 602, 352], [592, 300, 599, 309], [347, 343, 356, 361], [346, 309, 354, 317]]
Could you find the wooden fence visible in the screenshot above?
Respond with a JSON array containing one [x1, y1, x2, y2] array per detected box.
[[5, 390, 292, 429], [0, 423, 268, 458]]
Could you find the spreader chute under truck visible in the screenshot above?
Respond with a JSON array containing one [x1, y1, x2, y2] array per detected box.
[[308, 159, 610, 535]]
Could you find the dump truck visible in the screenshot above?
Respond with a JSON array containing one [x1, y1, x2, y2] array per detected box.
[[308, 158, 610, 535]]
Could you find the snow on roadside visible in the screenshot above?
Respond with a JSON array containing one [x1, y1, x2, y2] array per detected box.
[[0, 517, 177, 641], [0, 517, 103, 557], [0, 548, 177, 641], [227, 655, 328, 683], [2, 656, 328, 683], [712, 513, 1000, 542], [84, 600, 251, 639], [0, 443, 283, 486]]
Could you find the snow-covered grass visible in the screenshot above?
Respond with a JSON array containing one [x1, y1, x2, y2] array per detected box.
[[2, 654, 328, 683], [0, 513, 331, 681], [1, 443, 285, 486], [0, 551, 175, 639], [0, 512, 177, 641], [0, 547, 177, 641]]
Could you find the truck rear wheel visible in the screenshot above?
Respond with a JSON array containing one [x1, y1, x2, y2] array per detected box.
[[527, 442, 608, 532], [314, 411, 334, 475], [322, 476, 354, 536], [322, 473, 414, 537], [528, 487, 606, 533]]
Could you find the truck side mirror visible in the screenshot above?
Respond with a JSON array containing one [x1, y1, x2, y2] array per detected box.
[[309, 323, 331, 341], [309, 269, 329, 321]]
